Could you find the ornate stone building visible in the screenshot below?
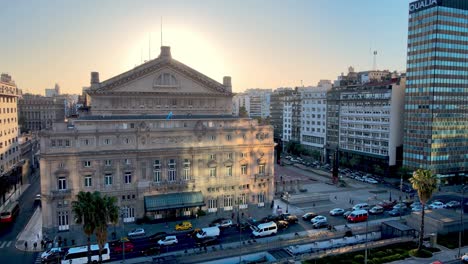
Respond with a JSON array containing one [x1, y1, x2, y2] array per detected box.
[[40, 46, 275, 236], [18, 94, 66, 132]]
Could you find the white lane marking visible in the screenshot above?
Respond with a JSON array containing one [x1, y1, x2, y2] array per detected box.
[[0, 241, 6, 248]]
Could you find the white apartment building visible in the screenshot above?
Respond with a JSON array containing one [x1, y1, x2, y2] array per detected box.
[[232, 93, 250, 116], [282, 90, 300, 143], [299, 81, 331, 158]]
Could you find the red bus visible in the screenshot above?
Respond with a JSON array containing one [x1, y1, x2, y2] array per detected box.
[[0, 202, 20, 223], [347, 210, 368, 223]]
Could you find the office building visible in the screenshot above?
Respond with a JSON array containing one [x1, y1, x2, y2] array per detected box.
[[404, 0, 468, 183], [18, 94, 66, 132]]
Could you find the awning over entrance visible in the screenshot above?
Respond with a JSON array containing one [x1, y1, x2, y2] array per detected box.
[[144, 192, 204, 211]]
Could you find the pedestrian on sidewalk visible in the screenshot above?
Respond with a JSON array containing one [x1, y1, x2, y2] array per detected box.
[[24, 241, 28, 250], [40, 240, 44, 249], [195, 213, 198, 219], [33, 242, 37, 250]]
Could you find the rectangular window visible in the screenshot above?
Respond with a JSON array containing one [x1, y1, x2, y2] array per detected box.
[[105, 160, 112, 166], [209, 154, 216, 160], [65, 140, 70, 147], [124, 172, 132, 184], [51, 140, 56, 147], [209, 167, 217, 177], [226, 166, 232, 177], [124, 159, 131, 165], [257, 192, 265, 203], [226, 135, 232, 141], [153, 159, 161, 182], [183, 159, 190, 180], [58, 140, 63, 147], [104, 138, 111, 145], [224, 195, 233, 207], [227, 153, 233, 159], [208, 199, 217, 209], [168, 159, 176, 181], [241, 165, 247, 175], [58, 211, 69, 231], [105, 173, 113, 186], [84, 176, 92, 187], [83, 161, 91, 167], [239, 193, 247, 205], [58, 177, 67, 190], [258, 164, 265, 175]]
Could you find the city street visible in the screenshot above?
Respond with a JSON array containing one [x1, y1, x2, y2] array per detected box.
[[0, 171, 40, 264]]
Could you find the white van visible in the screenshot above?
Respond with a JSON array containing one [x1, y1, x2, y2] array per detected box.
[[251, 222, 277, 237], [352, 203, 369, 211], [196, 226, 220, 239]]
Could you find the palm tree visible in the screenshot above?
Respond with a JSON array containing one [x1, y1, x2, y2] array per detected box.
[[409, 169, 438, 252], [72, 191, 96, 264], [93, 192, 119, 263]]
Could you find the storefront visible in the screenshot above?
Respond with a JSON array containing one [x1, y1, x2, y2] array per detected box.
[[144, 191, 205, 220]]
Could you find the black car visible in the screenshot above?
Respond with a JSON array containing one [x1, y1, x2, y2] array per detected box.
[[260, 215, 280, 223], [236, 222, 251, 231], [388, 209, 403, 216], [279, 213, 298, 224], [302, 212, 318, 221], [147, 231, 168, 242], [195, 237, 219, 247], [141, 246, 161, 256]]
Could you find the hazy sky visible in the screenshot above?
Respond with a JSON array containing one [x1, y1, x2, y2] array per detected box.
[[0, 0, 410, 94]]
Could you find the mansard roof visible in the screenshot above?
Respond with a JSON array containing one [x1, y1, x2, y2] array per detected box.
[[87, 46, 232, 96]]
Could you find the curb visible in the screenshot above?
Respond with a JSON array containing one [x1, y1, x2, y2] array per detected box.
[[15, 207, 42, 252]]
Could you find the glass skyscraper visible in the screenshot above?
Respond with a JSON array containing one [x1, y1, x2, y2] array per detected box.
[[404, 0, 468, 183]]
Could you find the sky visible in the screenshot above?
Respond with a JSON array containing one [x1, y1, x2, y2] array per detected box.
[[0, 0, 411, 94]]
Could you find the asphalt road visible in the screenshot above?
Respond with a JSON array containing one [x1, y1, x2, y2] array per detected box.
[[0, 171, 40, 264]]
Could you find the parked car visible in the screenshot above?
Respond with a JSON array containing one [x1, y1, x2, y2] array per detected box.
[[311, 215, 327, 223], [157, 236, 178, 246], [217, 219, 233, 228], [312, 219, 328, 229], [412, 205, 423, 212], [366, 178, 378, 184], [352, 203, 370, 211], [369, 206, 384, 215], [210, 218, 227, 227], [410, 202, 422, 208], [279, 213, 298, 223], [302, 212, 318, 221], [260, 215, 280, 223], [276, 220, 289, 230], [236, 222, 251, 231], [388, 209, 404, 216], [393, 203, 408, 211], [128, 228, 146, 237], [175, 221, 193, 231], [329, 208, 345, 216], [343, 210, 352, 219], [445, 201, 461, 208], [147, 232, 168, 242], [378, 200, 397, 210], [114, 241, 134, 253], [429, 201, 446, 209]]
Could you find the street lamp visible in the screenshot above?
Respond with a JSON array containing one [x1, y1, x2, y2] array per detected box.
[[120, 207, 128, 264]]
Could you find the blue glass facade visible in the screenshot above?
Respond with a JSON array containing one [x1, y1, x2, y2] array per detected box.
[[403, 0, 468, 181]]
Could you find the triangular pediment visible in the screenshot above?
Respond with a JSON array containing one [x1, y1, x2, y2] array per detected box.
[[88, 55, 231, 96]]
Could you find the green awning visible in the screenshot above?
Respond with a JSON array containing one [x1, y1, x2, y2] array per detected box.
[[144, 192, 204, 211]]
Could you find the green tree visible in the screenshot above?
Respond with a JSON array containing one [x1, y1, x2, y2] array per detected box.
[[238, 106, 248, 117], [72, 191, 96, 264], [93, 193, 119, 263], [409, 169, 438, 253]]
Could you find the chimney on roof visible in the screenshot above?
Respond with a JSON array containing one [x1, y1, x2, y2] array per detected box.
[[91, 72, 100, 85], [160, 46, 172, 59], [223, 76, 232, 92]]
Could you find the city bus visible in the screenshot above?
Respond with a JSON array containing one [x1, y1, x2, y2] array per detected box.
[[0, 201, 20, 223], [61, 243, 110, 264]]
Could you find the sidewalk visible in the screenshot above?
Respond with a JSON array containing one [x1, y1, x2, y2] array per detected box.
[[15, 207, 42, 252], [389, 245, 468, 264]]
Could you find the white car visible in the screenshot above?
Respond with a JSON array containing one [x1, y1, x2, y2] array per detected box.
[[366, 179, 378, 184], [157, 236, 178, 246], [127, 228, 145, 237], [41, 247, 62, 259], [429, 201, 446, 209], [217, 219, 233, 228], [329, 208, 345, 216], [311, 215, 327, 223]]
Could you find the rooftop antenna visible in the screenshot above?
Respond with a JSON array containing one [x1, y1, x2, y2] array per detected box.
[[149, 33, 151, 60], [373, 50, 377, 70], [140, 47, 143, 64], [301, 80, 303, 87], [160, 17, 163, 47]]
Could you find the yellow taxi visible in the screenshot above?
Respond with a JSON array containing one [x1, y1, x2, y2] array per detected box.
[[175, 221, 192, 231]]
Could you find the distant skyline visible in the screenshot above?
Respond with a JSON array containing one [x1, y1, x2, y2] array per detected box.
[[0, 0, 410, 94]]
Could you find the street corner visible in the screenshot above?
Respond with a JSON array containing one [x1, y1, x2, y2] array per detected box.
[[15, 239, 42, 252]]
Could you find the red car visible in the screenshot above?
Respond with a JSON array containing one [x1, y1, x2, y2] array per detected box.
[[377, 200, 397, 210], [114, 241, 134, 253]]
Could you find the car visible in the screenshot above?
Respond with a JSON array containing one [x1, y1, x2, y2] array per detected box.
[[35, 194, 41, 206], [302, 212, 318, 221], [410, 202, 422, 208], [128, 228, 145, 237], [329, 208, 345, 216], [445, 201, 461, 208], [209, 218, 227, 227], [114, 241, 134, 253], [412, 205, 423, 212], [311, 215, 327, 223], [279, 213, 298, 223], [369, 206, 384, 215], [393, 203, 408, 211], [260, 215, 280, 223], [429, 201, 446, 209], [157, 236, 178, 246], [41, 247, 64, 263], [187, 228, 202, 238], [276, 220, 289, 230], [312, 219, 328, 229], [147, 231, 168, 242], [343, 210, 352, 219], [236, 222, 251, 231], [218, 219, 233, 228], [378, 200, 397, 210], [195, 237, 219, 247], [461, 252, 468, 263], [140, 246, 161, 256], [352, 203, 370, 211], [175, 221, 193, 231], [366, 178, 378, 184], [388, 209, 404, 216]]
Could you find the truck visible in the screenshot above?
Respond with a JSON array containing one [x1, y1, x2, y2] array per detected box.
[[196, 226, 220, 239]]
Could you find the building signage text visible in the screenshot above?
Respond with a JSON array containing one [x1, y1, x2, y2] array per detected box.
[[409, 0, 439, 13]]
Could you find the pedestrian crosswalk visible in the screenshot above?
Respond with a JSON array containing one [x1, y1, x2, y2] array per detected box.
[[34, 254, 42, 264], [0, 240, 12, 248]]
